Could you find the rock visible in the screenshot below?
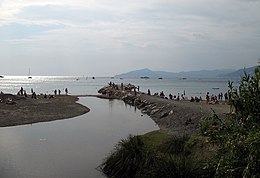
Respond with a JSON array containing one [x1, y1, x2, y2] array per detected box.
[[169, 110, 174, 115], [150, 108, 160, 115], [160, 112, 169, 118]]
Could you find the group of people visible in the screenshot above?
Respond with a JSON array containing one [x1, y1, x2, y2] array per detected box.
[[206, 92, 229, 104], [108, 81, 139, 93], [146, 88, 230, 104], [147, 89, 186, 101], [17, 87, 69, 99], [17, 87, 36, 99], [106, 81, 230, 105]]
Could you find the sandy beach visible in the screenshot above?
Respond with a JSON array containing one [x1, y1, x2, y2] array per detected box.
[[0, 94, 89, 127]]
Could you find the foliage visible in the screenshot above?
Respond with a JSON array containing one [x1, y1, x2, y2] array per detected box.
[[158, 135, 189, 155], [100, 133, 212, 178], [99, 135, 157, 178], [228, 66, 260, 124], [200, 66, 260, 178], [199, 110, 220, 136]]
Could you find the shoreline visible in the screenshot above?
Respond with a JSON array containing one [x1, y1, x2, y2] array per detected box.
[[0, 94, 90, 127], [98, 84, 230, 136], [0, 86, 230, 135], [137, 94, 229, 135]]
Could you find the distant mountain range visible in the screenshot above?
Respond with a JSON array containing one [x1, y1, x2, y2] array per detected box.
[[220, 66, 257, 78], [115, 66, 258, 78]]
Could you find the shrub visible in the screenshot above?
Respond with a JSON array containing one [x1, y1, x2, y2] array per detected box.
[[202, 66, 260, 178], [99, 135, 157, 178]]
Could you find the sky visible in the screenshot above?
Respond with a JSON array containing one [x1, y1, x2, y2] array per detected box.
[[0, 0, 259, 76]]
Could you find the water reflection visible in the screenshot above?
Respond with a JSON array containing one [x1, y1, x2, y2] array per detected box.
[[0, 97, 158, 178]]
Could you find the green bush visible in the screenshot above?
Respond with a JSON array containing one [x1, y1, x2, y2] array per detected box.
[[100, 133, 211, 178], [228, 66, 260, 124], [202, 66, 260, 178], [99, 135, 157, 178]]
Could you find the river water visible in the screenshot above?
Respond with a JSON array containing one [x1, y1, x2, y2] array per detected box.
[[0, 97, 158, 177]]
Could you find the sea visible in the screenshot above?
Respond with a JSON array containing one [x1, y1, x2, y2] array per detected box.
[[0, 76, 239, 98], [0, 76, 239, 178]]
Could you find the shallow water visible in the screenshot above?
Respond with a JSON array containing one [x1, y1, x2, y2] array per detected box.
[[0, 97, 158, 177]]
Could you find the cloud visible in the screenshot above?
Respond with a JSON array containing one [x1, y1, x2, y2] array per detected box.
[[0, 0, 259, 75]]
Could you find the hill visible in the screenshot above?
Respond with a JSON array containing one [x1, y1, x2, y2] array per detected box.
[[115, 68, 235, 78], [221, 66, 257, 78]]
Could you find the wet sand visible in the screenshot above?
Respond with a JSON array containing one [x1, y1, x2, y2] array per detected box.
[[0, 94, 89, 127]]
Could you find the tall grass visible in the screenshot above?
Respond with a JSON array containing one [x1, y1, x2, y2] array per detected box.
[[99, 135, 157, 178], [200, 66, 260, 177], [99, 133, 209, 178]]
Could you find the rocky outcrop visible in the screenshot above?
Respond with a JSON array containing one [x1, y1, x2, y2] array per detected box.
[[98, 83, 136, 99]]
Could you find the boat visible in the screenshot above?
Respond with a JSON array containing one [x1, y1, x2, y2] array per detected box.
[[0, 75, 4, 78], [28, 68, 32, 79], [158, 77, 163, 79], [92, 77, 95, 79], [212, 87, 220, 90], [140, 76, 149, 79]]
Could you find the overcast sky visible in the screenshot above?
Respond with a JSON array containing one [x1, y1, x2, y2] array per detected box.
[[0, 0, 259, 76]]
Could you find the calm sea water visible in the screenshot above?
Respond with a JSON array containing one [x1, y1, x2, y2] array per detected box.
[[0, 76, 239, 98], [0, 76, 239, 177]]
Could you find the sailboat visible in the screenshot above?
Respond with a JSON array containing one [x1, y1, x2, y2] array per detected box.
[[28, 68, 32, 79]]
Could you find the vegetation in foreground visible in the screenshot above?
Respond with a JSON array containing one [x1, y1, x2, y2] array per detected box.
[[99, 66, 260, 178]]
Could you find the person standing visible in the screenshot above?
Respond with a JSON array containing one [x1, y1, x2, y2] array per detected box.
[[206, 92, 210, 103], [147, 89, 151, 95]]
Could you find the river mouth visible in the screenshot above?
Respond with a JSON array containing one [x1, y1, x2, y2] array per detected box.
[[0, 97, 158, 178]]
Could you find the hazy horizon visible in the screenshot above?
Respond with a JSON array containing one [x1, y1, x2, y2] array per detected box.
[[1, 65, 257, 77], [1, 0, 259, 76]]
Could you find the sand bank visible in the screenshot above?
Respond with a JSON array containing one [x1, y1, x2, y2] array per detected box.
[[0, 94, 89, 127]]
